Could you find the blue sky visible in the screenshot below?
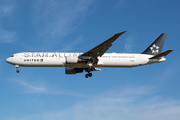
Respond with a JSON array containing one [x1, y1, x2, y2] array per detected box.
[[0, 0, 180, 119]]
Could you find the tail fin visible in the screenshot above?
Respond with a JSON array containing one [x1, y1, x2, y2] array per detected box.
[[141, 33, 167, 55]]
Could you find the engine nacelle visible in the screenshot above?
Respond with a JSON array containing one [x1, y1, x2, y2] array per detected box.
[[66, 56, 78, 63], [65, 67, 83, 74]]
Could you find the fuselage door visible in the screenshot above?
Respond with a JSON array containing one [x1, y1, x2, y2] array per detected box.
[[19, 54, 23, 60], [136, 54, 141, 65]]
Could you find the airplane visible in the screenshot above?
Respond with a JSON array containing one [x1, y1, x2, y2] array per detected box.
[[6, 31, 173, 78]]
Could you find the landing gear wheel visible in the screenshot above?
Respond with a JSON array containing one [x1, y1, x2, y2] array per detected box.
[[89, 73, 92, 77], [15, 65, 19, 73], [85, 73, 93, 78], [85, 74, 89, 78]]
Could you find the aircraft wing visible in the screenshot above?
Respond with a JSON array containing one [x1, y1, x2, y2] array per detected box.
[[79, 31, 126, 60]]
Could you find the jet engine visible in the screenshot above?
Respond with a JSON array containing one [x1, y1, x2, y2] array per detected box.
[[65, 67, 83, 74], [66, 56, 79, 63]]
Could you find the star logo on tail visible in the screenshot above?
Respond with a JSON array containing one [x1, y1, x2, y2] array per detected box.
[[150, 44, 159, 54]]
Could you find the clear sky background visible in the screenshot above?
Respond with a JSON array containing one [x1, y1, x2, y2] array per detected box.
[[0, 0, 180, 120]]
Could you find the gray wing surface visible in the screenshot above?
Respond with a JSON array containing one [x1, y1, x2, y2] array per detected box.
[[79, 31, 126, 60]]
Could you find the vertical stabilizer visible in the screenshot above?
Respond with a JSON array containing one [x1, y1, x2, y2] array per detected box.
[[141, 33, 167, 55]]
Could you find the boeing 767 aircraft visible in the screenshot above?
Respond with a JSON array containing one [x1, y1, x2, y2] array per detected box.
[[6, 31, 173, 78]]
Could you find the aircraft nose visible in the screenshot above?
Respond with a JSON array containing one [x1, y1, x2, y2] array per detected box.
[[6, 57, 11, 63]]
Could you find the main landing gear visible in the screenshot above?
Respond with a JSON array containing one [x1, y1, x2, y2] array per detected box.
[[85, 73, 92, 78], [85, 67, 93, 78], [15, 65, 19, 73]]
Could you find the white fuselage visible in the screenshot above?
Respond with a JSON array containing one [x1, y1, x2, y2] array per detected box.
[[6, 52, 166, 68]]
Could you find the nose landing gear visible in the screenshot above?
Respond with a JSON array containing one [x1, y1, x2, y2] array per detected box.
[[15, 65, 19, 73]]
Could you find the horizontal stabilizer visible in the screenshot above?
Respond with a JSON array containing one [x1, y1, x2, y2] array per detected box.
[[149, 49, 173, 59]]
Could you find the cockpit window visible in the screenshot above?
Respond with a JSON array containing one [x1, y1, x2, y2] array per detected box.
[[10, 55, 14, 57]]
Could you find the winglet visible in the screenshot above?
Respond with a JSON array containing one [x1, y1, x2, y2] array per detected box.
[[115, 31, 127, 36], [149, 49, 174, 59]]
